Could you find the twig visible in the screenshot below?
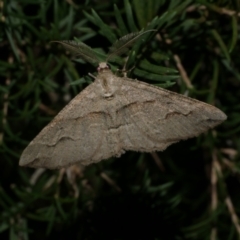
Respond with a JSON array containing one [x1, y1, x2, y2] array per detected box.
[[212, 150, 240, 237], [186, 4, 240, 17], [0, 77, 11, 144], [150, 152, 165, 172], [211, 152, 218, 212], [210, 228, 217, 240], [39, 103, 56, 115], [0, 0, 5, 22], [225, 196, 240, 235], [220, 148, 237, 159], [66, 165, 84, 198], [186, 5, 207, 12], [173, 54, 194, 89], [100, 172, 121, 192], [207, 5, 240, 17], [210, 151, 218, 240], [30, 168, 46, 185], [57, 165, 85, 198]]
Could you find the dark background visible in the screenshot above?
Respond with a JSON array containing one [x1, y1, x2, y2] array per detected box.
[[1, 0, 239, 239]]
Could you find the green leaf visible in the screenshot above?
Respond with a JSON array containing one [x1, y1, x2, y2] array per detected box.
[[0, 223, 9, 233], [139, 59, 178, 75], [229, 15, 238, 53], [114, 4, 128, 36], [84, 9, 117, 43], [207, 59, 219, 104], [5, 29, 20, 62], [134, 68, 179, 82], [124, 0, 138, 32], [133, 0, 162, 28], [211, 29, 231, 62]]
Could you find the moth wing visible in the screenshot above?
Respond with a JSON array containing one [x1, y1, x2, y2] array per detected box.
[[116, 77, 227, 152], [19, 75, 227, 169], [19, 83, 115, 169]]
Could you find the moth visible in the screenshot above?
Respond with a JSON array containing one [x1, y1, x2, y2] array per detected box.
[[19, 31, 227, 169]]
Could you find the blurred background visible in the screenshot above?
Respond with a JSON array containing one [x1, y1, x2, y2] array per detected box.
[[1, 0, 239, 239]]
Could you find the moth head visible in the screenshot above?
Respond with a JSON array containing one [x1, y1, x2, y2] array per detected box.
[[97, 62, 111, 72]]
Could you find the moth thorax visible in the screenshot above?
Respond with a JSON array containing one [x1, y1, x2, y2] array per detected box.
[[96, 73, 119, 100]]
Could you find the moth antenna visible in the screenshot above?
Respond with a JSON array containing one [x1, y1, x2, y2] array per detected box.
[[51, 40, 99, 65], [106, 29, 156, 62]]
